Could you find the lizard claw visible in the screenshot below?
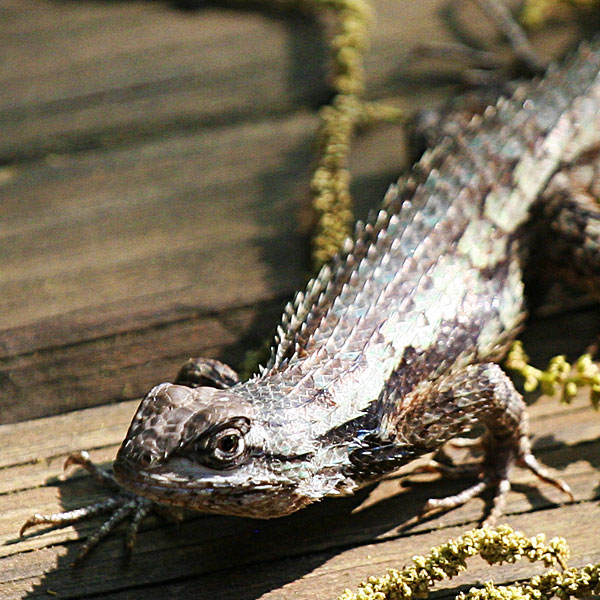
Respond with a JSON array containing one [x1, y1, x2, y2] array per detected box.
[[518, 451, 574, 502], [421, 479, 488, 519], [64, 450, 120, 488], [418, 445, 573, 526], [20, 452, 158, 564]]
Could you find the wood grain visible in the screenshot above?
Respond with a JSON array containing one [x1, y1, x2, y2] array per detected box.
[[1, 391, 599, 599], [0, 0, 598, 598]]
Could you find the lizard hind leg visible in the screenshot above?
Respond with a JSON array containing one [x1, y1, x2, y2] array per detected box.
[[387, 362, 573, 525], [422, 421, 573, 526]]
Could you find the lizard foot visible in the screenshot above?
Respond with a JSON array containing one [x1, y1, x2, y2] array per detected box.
[[20, 451, 173, 564], [386, 363, 575, 525], [419, 440, 573, 526]]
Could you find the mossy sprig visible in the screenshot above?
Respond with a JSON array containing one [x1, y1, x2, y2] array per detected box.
[[505, 341, 600, 408], [336, 525, 571, 600]]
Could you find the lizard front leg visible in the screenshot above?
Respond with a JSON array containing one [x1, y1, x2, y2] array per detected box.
[[379, 363, 573, 525], [20, 357, 240, 561], [174, 357, 240, 389], [20, 451, 156, 563]]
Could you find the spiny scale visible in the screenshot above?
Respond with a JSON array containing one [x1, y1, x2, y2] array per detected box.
[[262, 40, 600, 390]]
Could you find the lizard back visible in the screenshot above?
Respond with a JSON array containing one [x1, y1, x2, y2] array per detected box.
[[240, 40, 600, 429]]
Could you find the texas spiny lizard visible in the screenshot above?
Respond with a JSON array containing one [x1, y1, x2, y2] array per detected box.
[[22, 38, 600, 558]]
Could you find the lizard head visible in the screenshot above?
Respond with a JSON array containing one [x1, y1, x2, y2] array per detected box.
[[113, 382, 317, 518]]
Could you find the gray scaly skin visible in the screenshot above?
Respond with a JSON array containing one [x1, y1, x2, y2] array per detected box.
[[21, 39, 600, 558]]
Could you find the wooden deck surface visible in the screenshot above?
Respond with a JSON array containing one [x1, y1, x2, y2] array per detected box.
[[1, 0, 599, 598]]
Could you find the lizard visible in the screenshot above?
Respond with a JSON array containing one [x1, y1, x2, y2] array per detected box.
[[21, 36, 600, 561]]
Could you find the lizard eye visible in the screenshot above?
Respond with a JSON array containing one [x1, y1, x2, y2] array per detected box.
[[211, 428, 245, 462], [191, 417, 251, 469]]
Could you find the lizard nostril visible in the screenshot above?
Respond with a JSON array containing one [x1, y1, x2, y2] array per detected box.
[[137, 451, 153, 468]]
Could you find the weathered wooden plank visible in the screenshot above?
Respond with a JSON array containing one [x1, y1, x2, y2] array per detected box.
[[1, 317, 235, 423], [0, 1, 324, 160], [0, 0, 435, 161], [0, 304, 294, 424], [0, 0, 580, 163], [5, 501, 600, 600], [87, 503, 600, 600], [0, 109, 407, 337], [3, 468, 600, 599], [0, 108, 411, 423], [0, 402, 134, 470], [0, 113, 312, 332], [0, 113, 312, 422], [1, 389, 598, 597]]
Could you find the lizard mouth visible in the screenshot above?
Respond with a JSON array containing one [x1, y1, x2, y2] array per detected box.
[[114, 455, 260, 490], [113, 455, 307, 517], [114, 454, 284, 494]]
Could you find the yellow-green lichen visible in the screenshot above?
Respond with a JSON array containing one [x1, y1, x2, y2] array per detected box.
[[520, 0, 600, 28], [336, 526, 573, 600], [311, 94, 404, 268], [505, 341, 600, 409], [306, 0, 404, 269], [458, 564, 600, 600]]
